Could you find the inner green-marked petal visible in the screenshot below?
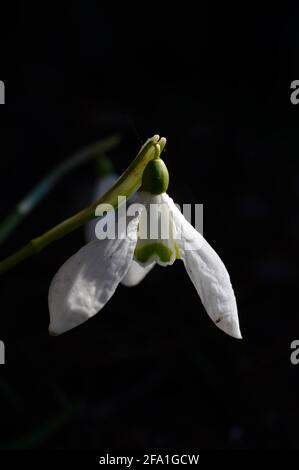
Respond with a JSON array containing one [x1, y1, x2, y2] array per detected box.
[[134, 243, 173, 264]]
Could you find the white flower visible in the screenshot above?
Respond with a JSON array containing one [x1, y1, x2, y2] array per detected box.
[[49, 172, 241, 338]]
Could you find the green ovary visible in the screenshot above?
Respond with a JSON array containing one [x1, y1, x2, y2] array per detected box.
[[134, 243, 173, 264]]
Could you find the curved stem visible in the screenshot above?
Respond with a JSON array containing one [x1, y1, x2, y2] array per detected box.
[[0, 135, 166, 274]]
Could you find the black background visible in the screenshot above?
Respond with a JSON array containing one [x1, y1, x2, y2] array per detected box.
[[0, 2, 298, 450]]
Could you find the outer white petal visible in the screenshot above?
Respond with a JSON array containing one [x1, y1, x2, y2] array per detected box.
[[48, 210, 141, 335], [121, 260, 155, 287], [164, 194, 241, 339]]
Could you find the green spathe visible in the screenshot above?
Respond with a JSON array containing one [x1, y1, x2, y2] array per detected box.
[[141, 158, 169, 195]]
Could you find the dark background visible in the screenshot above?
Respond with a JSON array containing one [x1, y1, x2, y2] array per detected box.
[[0, 2, 298, 450]]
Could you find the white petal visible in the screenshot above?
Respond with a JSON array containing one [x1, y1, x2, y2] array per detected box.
[[48, 210, 141, 335], [164, 194, 241, 339], [121, 260, 155, 287]]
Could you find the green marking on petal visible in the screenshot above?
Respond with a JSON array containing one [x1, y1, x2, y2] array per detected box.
[[135, 243, 173, 264], [175, 242, 181, 259]]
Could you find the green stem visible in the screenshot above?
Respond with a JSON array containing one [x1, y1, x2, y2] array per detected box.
[[0, 135, 120, 244], [0, 135, 166, 274]]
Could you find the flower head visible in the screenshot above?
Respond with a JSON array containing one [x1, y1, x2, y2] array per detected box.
[[49, 145, 241, 339]]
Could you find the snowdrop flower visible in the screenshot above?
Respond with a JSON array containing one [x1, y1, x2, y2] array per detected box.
[[49, 153, 241, 339]]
